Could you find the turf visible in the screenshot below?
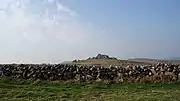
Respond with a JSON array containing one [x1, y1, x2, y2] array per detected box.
[[1, 77, 180, 101]]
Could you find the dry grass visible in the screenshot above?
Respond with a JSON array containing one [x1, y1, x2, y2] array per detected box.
[[73, 59, 150, 67]]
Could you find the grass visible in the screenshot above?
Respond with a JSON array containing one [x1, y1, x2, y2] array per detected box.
[[1, 77, 180, 101], [72, 59, 149, 67]]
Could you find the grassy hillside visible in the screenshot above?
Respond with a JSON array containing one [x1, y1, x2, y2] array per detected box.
[[128, 58, 180, 64], [1, 77, 180, 101], [72, 59, 150, 67]]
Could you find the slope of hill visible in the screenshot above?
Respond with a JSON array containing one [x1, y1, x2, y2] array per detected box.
[[72, 59, 150, 67], [61, 61, 72, 64], [169, 57, 180, 60], [128, 58, 180, 64], [72, 54, 151, 67]]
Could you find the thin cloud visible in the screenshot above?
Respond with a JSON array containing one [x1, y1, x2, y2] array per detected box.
[[0, 0, 85, 42], [0, 0, 94, 63]]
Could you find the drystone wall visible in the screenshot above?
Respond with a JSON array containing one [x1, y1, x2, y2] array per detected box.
[[0, 63, 180, 83]]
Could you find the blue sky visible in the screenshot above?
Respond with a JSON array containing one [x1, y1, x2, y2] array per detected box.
[[0, 0, 179, 63], [61, 0, 180, 58]]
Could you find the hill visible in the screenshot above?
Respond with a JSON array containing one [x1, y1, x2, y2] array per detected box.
[[72, 54, 151, 67], [73, 59, 151, 67], [169, 57, 180, 60], [128, 58, 180, 64], [61, 61, 72, 64]]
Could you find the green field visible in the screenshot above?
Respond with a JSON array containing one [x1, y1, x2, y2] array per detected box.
[[1, 77, 180, 101]]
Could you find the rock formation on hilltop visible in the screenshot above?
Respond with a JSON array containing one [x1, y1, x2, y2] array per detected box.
[[88, 54, 117, 60]]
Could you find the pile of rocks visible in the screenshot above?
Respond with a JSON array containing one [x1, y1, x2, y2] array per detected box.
[[88, 54, 117, 60], [0, 63, 180, 83]]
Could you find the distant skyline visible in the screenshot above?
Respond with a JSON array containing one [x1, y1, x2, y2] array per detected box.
[[0, 0, 180, 63]]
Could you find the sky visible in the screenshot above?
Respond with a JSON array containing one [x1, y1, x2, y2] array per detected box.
[[0, 0, 179, 63]]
